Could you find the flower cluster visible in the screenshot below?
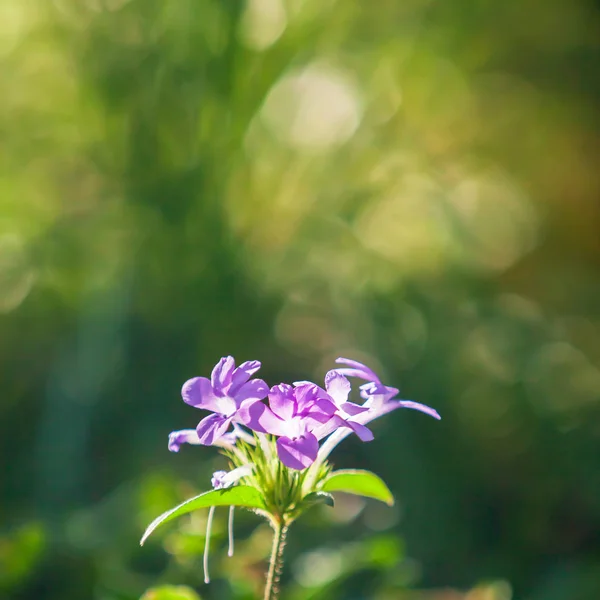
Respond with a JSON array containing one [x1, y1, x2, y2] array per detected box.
[[144, 355, 441, 595], [169, 356, 440, 470]]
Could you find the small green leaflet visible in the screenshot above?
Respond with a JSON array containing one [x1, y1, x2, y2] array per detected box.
[[321, 469, 395, 506], [140, 485, 265, 545], [302, 491, 335, 508]]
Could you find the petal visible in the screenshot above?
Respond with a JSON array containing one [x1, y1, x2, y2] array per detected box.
[[347, 420, 374, 442], [276, 433, 319, 470], [311, 415, 342, 441], [340, 401, 369, 416], [211, 356, 236, 394], [311, 414, 373, 441], [211, 464, 254, 489], [182, 377, 221, 411], [196, 414, 233, 445], [357, 399, 441, 427], [299, 398, 337, 423], [229, 360, 262, 394], [360, 382, 399, 401], [294, 383, 326, 411], [211, 470, 228, 489], [268, 384, 295, 420], [237, 399, 289, 437], [334, 357, 381, 383], [234, 378, 269, 403], [214, 430, 238, 448], [313, 397, 338, 413], [168, 429, 201, 452], [397, 400, 441, 420], [221, 464, 254, 487], [324, 371, 351, 404]]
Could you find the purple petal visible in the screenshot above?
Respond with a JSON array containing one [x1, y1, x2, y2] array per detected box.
[[268, 384, 295, 420], [294, 383, 326, 411], [324, 371, 351, 404], [211, 470, 228, 489], [309, 397, 338, 416], [212, 464, 254, 490], [276, 433, 319, 470], [334, 357, 381, 383], [397, 400, 441, 420], [229, 360, 262, 395], [356, 398, 441, 428], [168, 429, 200, 452], [196, 414, 233, 445], [298, 398, 337, 427], [234, 379, 269, 403], [211, 356, 236, 394], [312, 415, 346, 441], [340, 402, 369, 416], [360, 382, 399, 401], [347, 420, 374, 442], [182, 377, 221, 411], [237, 399, 288, 436]]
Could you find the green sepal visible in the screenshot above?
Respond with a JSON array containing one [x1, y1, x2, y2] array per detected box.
[[140, 485, 265, 545], [321, 469, 394, 506]]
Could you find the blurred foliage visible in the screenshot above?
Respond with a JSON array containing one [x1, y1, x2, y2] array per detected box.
[[140, 585, 202, 600], [1, 0, 600, 599]]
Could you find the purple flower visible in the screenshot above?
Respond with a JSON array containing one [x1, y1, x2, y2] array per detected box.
[[332, 357, 381, 383], [308, 371, 374, 442], [301, 358, 441, 492], [335, 357, 440, 420], [168, 425, 246, 452], [168, 429, 202, 452], [211, 465, 254, 489], [182, 356, 269, 446], [239, 383, 337, 470]]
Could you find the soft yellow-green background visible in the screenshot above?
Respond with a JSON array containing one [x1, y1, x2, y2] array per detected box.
[[1, 1, 599, 599]]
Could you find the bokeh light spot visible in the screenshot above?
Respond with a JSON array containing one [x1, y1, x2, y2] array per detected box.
[[260, 64, 362, 150], [239, 0, 287, 51]]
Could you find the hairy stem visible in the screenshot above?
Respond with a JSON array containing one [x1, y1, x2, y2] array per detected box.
[[263, 520, 288, 600]]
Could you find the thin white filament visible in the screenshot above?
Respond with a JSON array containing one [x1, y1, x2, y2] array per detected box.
[[227, 506, 235, 557], [203, 506, 216, 584]]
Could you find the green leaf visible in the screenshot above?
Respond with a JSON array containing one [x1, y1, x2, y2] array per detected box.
[[140, 486, 265, 545], [321, 469, 395, 506], [302, 491, 335, 508], [140, 585, 202, 600]]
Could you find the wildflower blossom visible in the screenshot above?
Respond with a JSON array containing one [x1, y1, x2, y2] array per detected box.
[[181, 356, 269, 446], [334, 357, 441, 421], [239, 383, 337, 470], [211, 464, 254, 489], [146, 354, 441, 600], [308, 370, 374, 442], [309, 358, 441, 474], [168, 423, 253, 452]]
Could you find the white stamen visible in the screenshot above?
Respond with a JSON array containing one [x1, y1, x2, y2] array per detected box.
[[228, 506, 235, 557], [204, 506, 216, 584]]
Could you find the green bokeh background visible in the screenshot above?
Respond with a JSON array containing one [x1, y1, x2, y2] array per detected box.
[[1, 1, 600, 599]]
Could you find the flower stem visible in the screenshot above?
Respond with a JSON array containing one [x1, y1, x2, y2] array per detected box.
[[263, 519, 288, 600]]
